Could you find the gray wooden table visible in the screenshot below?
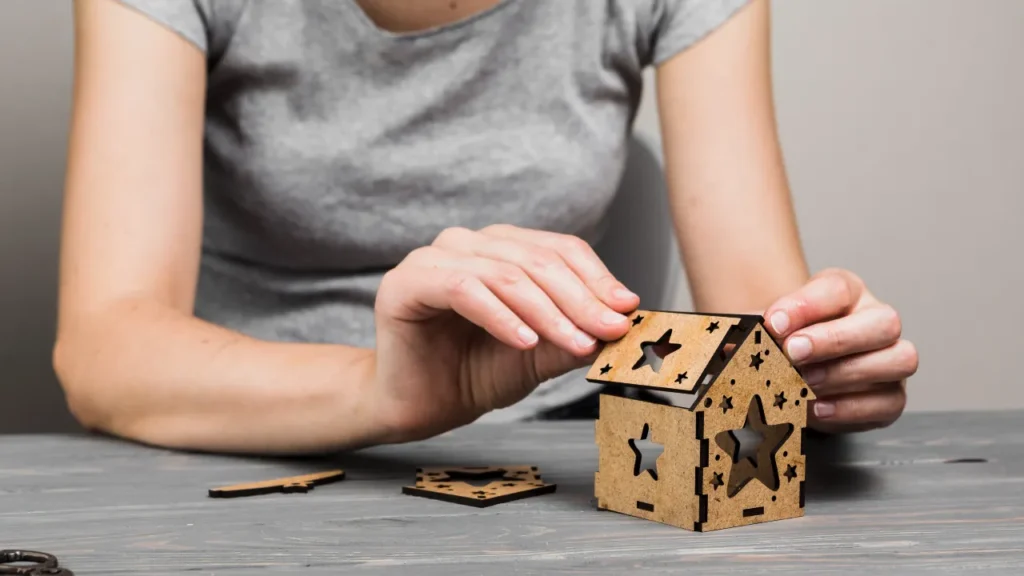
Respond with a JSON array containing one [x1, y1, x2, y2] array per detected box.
[[1, 411, 1023, 575]]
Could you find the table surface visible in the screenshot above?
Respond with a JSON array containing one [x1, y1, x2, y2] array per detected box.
[[1, 411, 1023, 575]]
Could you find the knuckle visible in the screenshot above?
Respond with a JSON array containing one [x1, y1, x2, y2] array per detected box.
[[563, 235, 594, 256], [481, 223, 515, 235], [524, 247, 564, 273], [897, 340, 920, 376], [443, 272, 476, 299], [404, 246, 437, 266], [821, 325, 846, 353], [433, 226, 472, 246], [487, 262, 528, 289], [880, 306, 903, 341]]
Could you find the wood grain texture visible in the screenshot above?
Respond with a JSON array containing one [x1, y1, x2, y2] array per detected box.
[[585, 310, 748, 393], [594, 394, 699, 528], [698, 323, 813, 531], [2, 411, 1024, 574]]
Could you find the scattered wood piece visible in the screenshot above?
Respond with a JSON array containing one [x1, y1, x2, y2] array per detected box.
[[208, 469, 345, 498], [402, 466, 556, 508]]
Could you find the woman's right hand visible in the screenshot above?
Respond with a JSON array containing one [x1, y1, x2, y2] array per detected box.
[[371, 224, 640, 442]]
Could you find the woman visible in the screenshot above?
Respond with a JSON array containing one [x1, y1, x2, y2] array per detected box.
[[55, 0, 918, 454]]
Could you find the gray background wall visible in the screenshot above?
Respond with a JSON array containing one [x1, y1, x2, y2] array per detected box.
[[1, 0, 1021, 433]]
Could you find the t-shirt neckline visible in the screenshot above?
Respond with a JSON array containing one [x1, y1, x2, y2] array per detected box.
[[342, 0, 519, 41]]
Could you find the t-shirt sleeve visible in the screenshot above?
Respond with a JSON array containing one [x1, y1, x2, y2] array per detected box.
[[649, 0, 753, 66], [116, 0, 209, 53]]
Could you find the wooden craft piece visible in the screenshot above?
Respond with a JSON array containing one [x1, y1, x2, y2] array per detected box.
[[585, 310, 756, 394], [592, 311, 815, 532], [402, 466, 556, 507], [208, 470, 345, 498]]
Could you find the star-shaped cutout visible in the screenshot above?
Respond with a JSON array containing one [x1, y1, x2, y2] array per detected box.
[[783, 464, 798, 483], [706, 321, 720, 333], [631, 315, 644, 326], [714, 395, 794, 497], [774, 392, 788, 409], [628, 423, 664, 480], [675, 372, 688, 384], [710, 472, 724, 490], [599, 364, 612, 375], [719, 395, 734, 414], [631, 329, 682, 374], [750, 352, 765, 371]]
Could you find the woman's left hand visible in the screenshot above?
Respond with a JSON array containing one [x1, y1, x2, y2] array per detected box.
[[763, 268, 919, 433]]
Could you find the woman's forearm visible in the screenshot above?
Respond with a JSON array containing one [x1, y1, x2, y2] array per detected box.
[[54, 297, 382, 455]]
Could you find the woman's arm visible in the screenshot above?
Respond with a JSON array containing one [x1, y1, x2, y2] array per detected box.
[[654, 0, 916, 433], [56, 0, 380, 455], [655, 0, 808, 313]]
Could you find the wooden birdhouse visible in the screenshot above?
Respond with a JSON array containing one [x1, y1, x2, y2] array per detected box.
[[585, 310, 816, 532]]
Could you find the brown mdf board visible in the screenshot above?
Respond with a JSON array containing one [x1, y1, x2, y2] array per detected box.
[[585, 310, 759, 394], [594, 394, 701, 529], [402, 466, 556, 508], [593, 321, 815, 532], [695, 323, 815, 531], [208, 470, 345, 498]]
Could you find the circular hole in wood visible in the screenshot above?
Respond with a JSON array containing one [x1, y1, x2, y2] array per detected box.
[[704, 398, 712, 408], [730, 379, 736, 385], [795, 400, 801, 406], [765, 350, 770, 356], [766, 380, 771, 387], [772, 496, 777, 502], [715, 455, 720, 461], [801, 388, 809, 398], [783, 451, 788, 457]]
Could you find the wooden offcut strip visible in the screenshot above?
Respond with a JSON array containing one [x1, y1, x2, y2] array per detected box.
[[208, 469, 345, 498]]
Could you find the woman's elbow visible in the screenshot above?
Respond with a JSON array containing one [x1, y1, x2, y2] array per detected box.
[[53, 334, 117, 433]]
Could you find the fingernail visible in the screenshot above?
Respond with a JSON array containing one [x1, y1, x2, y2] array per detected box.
[[770, 311, 790, 335], [787, 336, 812, 362], [614, 287, 638, 301], [517, 325, 539, 346], [575, 331, 596, 349], [803, 367, 826, 386], [601, 310, 627, 325], [813, 401, 835, 418]]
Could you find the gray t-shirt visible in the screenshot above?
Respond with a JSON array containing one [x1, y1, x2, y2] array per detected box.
[[117, 0, 750, 420]]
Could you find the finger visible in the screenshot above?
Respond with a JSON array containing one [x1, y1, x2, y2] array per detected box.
[[764, 269, 864, 338], [782, 305, 903, 365], [801, 339, 919, 395], [809, 382, 906, 429], [379, 262, 538, 351], [479, 224, 640, 312], [434, 227, 630, 341], [410, 247, 598, 356]]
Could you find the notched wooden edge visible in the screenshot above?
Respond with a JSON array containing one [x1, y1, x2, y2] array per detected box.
[[401, 483, 557, 508], [208, 469, 346, 498]]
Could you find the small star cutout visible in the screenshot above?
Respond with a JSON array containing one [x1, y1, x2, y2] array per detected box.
[[750, 352, 765, 371], [631, 315, 644, 326], [707, 321, 720, 333], [784, 464, 798, 483], [774, 391, 788, 409], [710, 472, 724, 490], [719, 395, 734, 414], [599, 364, 612, 375], [675, 372, 688, 384]]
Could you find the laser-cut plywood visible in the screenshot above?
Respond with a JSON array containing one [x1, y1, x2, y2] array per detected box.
[[402, 466, 556, 507], [208, 470, 345, 498], [591, 310, 815, 532]]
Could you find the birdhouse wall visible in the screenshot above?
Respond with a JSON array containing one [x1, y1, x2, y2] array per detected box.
[[594, 394, 701, 529], [695, 324, 811, 531]]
